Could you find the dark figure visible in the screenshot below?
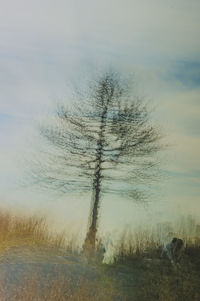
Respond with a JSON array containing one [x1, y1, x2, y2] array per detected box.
[[161, 237, 184, 264]]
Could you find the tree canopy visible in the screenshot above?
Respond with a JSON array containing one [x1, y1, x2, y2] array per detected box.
[[31, 71, 163, 252]]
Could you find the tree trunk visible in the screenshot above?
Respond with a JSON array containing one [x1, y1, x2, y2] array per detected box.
[[82, 170, 101, 256], [83, 101, 108, 255]]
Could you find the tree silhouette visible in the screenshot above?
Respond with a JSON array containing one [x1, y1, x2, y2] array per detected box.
[[33, 72, 162, 255]]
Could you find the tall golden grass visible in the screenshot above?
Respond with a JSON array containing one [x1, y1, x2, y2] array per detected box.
[[0, 211, 69, 252]]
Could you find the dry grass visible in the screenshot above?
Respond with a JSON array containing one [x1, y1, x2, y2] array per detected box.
[[0, 210, 200, 300], [113, 215, 200, 260], [112, 216, 200, 301], [0, 210, 123, 300], [133, 250, 200, 301], [0, 211, 70, 253]]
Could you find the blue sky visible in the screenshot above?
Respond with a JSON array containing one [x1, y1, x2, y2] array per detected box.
[[0, 0, 200, 233]]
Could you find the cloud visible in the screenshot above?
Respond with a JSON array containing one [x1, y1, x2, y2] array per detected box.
[[156, 88, 200, 135], [164, 60, 200, 89]]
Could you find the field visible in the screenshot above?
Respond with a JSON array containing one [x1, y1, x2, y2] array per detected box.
[[0, 210, 199, 300]]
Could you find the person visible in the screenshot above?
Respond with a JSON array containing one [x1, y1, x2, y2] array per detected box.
[[96, 239, 106, 262], [161, 237, 183, 264]]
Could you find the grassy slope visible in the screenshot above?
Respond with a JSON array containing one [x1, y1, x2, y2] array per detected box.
[[110, 218, 200, 301], [0, 211, 124, 301], [108, 246, 200, 301], [0, 210, 199, 300]]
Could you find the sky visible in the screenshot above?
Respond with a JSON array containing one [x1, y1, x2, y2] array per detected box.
[[0, 0, 200, 235]]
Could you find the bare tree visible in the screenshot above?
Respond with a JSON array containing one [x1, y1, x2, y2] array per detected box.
[[32, 72, 162, 255]]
